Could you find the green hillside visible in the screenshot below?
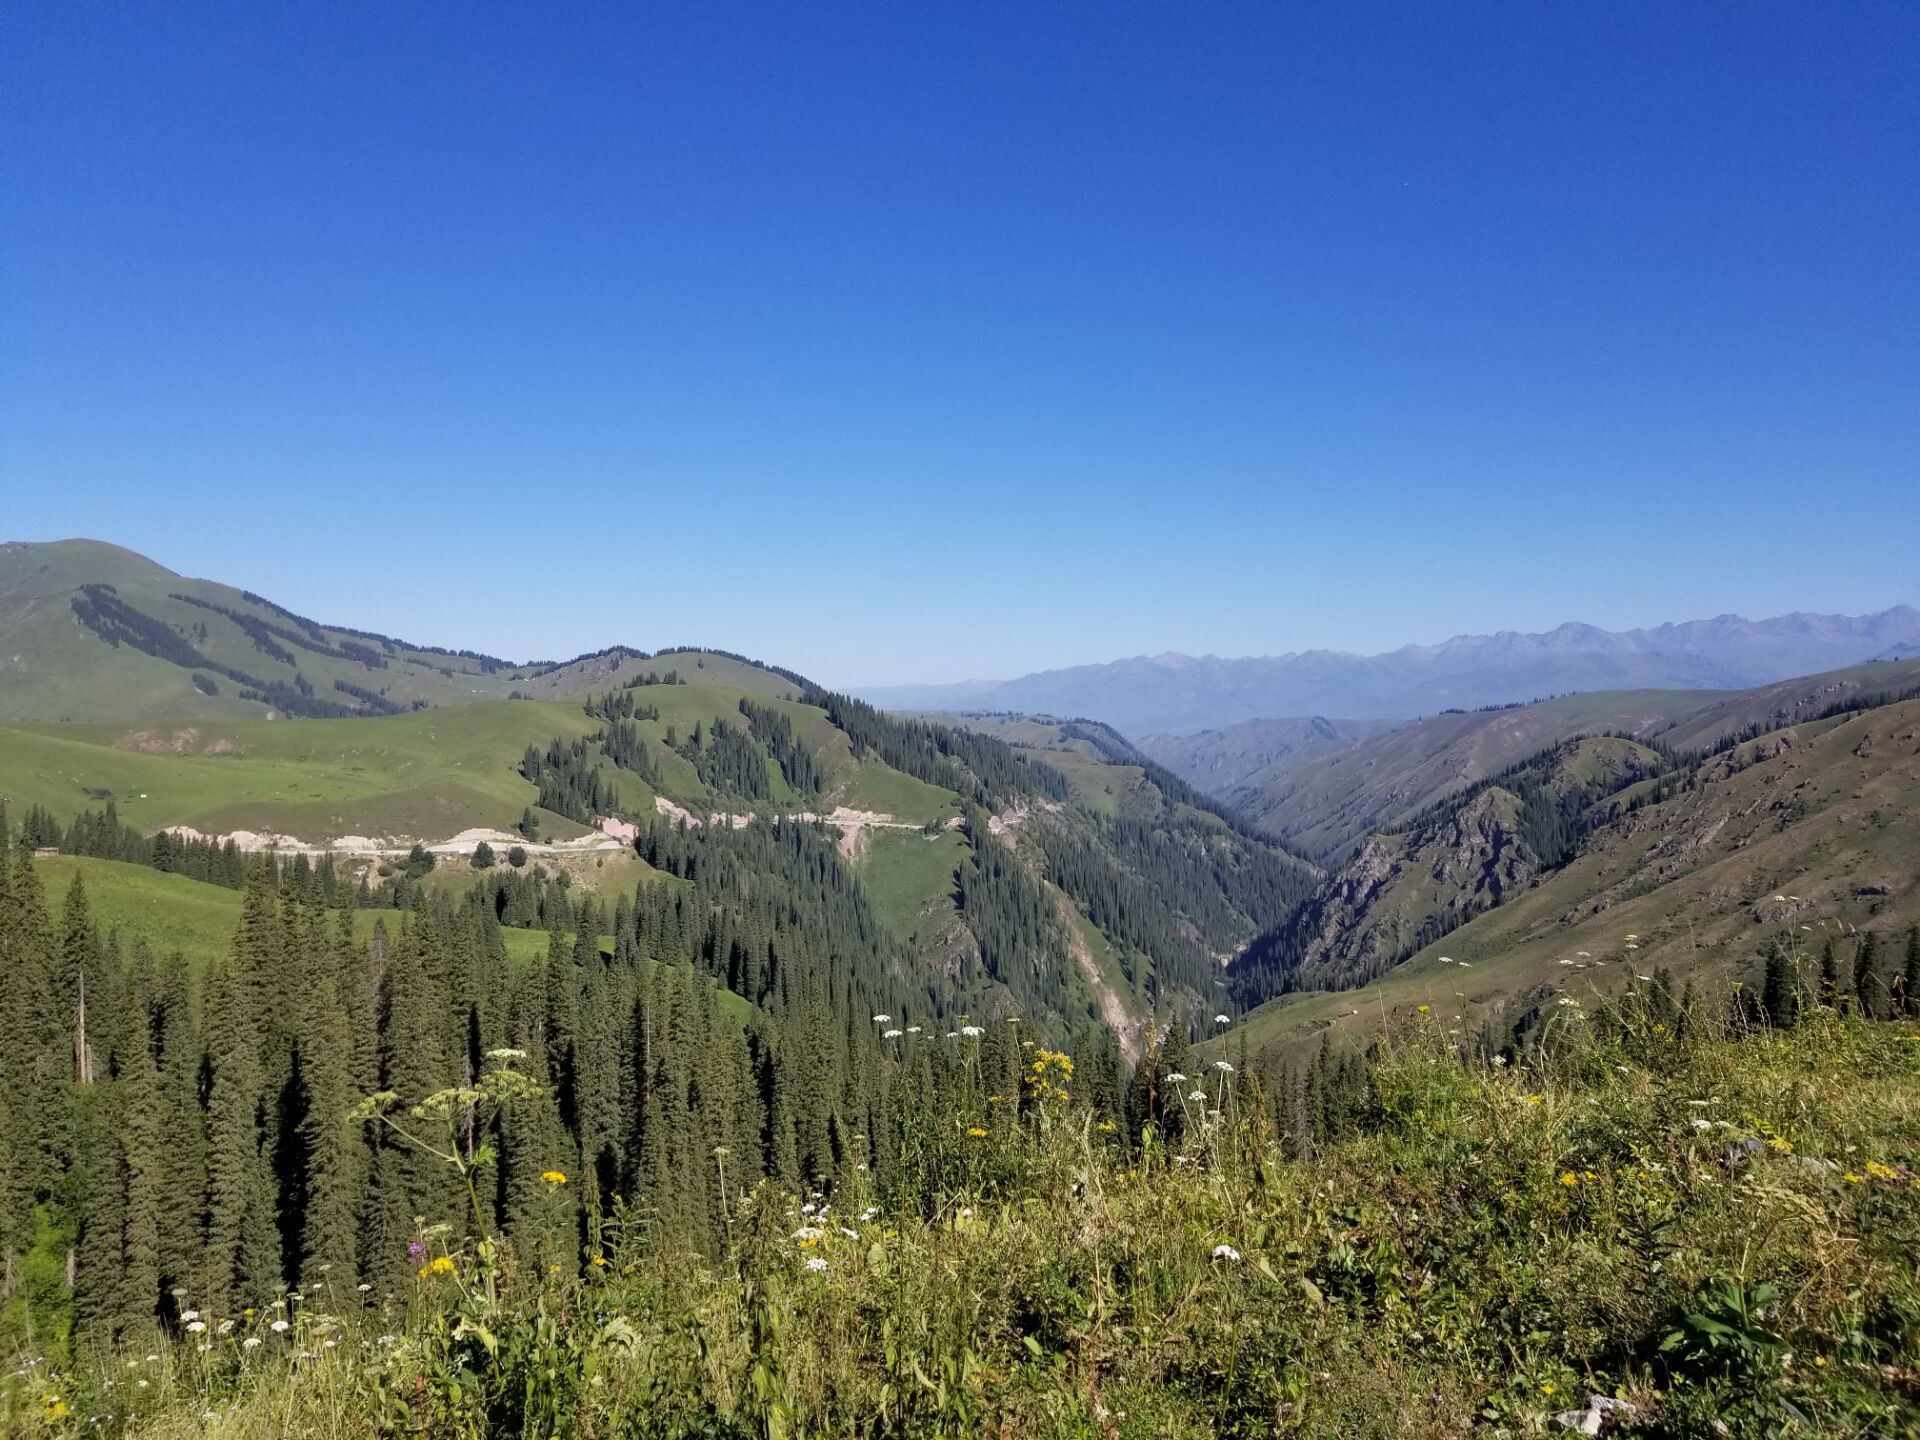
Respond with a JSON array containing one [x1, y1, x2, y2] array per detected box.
[[0, 538, 808, 725], [1218, 689, 1723, 862], [1216, 693, 1920, 1064]]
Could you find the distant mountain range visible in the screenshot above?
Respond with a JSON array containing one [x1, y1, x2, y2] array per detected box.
[[861, 608, 1920, 736]]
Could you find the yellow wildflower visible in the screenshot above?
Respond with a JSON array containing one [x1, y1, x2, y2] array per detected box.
[[968, 1126, 988, 1138], [1866, 1160, 1897, 1181], [1843, 1172, 1864, 1184], [417, 1255, 456, 1278], [1766, 1137, 1792, 1154], [1416, 1004, 1431, 1014], [589, 1255, 608, 1267], [540, 1169, 568, 1185], [1522, 1094, 1542, 1105], [1559, 1171, 1579, 1187]]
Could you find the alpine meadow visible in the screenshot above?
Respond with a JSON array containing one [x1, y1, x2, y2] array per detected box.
[[5, 5, 1920, 1438]]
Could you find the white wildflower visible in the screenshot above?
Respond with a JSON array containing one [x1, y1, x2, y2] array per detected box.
[[1211, 1244, 1241, 1262], [1166, 1071, 1188, 1083], [804, 1256, 828, 1274], [1212, 1060, 1234, 1072], [1213, 1014, 1231, 1024], [1188, 1089, 1208, 1102], [185, 1321, 206, 1335], [792, 1226, 826, 1243], [871, 1014, 891, 1024], [883, 1029, 903, 1039], [270, 1319, 289, 1334], [242, 1337, 262, 1351], [960, 1024, 984, 1038]]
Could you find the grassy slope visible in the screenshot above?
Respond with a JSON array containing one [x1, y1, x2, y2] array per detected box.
[[0, 702, 600, 842], [857, 827, 968, 942], [1217, 699, 1920, 1061], [27, 854, 753, 1023], [1233, 689, 1723, 861], [0, 539, 531, 724]]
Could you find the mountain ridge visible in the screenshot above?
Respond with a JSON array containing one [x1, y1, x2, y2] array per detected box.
[[860, 605, 1920, 735]]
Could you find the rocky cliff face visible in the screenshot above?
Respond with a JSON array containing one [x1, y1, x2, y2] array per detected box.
[[1280, 787, 1541, 991]]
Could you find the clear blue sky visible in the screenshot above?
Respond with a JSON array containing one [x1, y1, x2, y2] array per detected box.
[[3, 4, 1915, 685]]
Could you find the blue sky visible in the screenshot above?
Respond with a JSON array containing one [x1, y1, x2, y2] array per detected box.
[[3, 4, 1915, 685]]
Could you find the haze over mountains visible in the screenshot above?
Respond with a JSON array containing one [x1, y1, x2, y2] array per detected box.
[[861, 608, 1920, 736]]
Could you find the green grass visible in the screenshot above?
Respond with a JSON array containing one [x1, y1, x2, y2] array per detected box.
[[856, 827, 966, 941], [25, 1012, 1920, 1437], [836, 760, 959, 825], [34, 855, 245, 963], [0, 701, 601, 842]]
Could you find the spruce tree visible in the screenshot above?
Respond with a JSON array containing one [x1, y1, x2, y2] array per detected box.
[[1761, 945, 1798, 1028]]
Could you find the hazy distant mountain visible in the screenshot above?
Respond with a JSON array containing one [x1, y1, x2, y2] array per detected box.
[[1135, 716, 1396, 794], [859, 608, 1920, 736]]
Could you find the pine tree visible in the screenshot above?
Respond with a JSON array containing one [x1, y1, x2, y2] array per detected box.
[[1761, 945, 1798, 1028], [1818, 940, 1840, 1010], [297, 909, 361, 1286], [1900, 928, 1920, 1019], [202, 943, 264, 1310], [1855, 933, 1885, 1020]]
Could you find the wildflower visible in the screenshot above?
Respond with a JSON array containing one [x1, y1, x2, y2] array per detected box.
[[804, 1256, 828, 1274], [1211, 1244, 1242, 1262], [1214, 1014, 1231, 1024], [541, 1169, 568, 1185], [839, 1226, 858, 1239], [486, 1047, 528, 1060], [356, 1283, 372, 1293], [180, 1308, 199, 1322], [1692, 1119, 1712, 1131], [906, 1025, 922, 1034], [883, 1029, 903, 1039], [185, 1321, 206, 1334], [1843, 1172, 1865, 1184], [1866, 1161, 1897, 1181], [269, 1318, 289, 1334], [1491, 1055, 1507, 1067], [1767, 1137, 1792, 1154], [1417, 1004, 1431, 1014], [590, 1255, 608, 1267], [1188, 1090, 1208, 1102], [1559, 1171, 1579, 1187], [872, 1014, 891, 1024], [1212, 1060, 1234, 1073], [1166, 1071, 1188, 1083], [1541, 1383, 1556, 1396], [791, 1226, 826, 1243], [1523, 1094, 1542, 1105], [860, 1206, 879, 1221], [968, 1126, 988, 1137], [418, 1255, 456, 1278], [960, 1025, 984, 1038], [242, 1338, 262, 1351]]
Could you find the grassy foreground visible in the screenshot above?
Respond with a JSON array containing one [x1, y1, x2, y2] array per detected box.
[[7, 1007, 1919, 1438]]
